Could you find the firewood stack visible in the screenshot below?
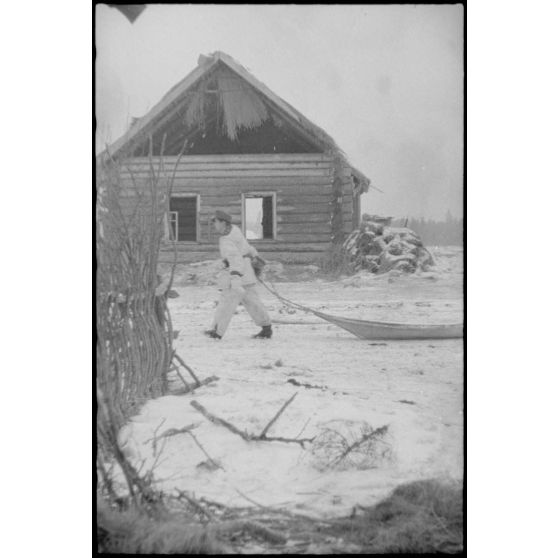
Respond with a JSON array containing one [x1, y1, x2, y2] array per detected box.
[[343, 214, 435, 274]]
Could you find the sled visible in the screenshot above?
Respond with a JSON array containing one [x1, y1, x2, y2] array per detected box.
[[260, 279, 463, 341], [310, 310, 463, 340]]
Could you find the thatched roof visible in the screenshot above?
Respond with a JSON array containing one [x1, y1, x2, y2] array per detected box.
[[101, 51, 371, 192]]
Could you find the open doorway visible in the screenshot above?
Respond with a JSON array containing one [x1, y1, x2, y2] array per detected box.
[[168, 194, 199, 241], [242, 193, 276, 240]]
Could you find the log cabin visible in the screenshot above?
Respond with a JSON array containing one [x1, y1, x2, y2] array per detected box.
[[99, 51, 372, 263]]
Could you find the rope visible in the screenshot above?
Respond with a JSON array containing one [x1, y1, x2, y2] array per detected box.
[[258, 278, 324, 316]]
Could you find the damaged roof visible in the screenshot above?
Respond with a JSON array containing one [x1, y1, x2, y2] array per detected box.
[[101, 51, 371, 191]]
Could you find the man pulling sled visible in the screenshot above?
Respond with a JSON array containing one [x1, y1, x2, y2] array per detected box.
[[204, 210, 272, 340]]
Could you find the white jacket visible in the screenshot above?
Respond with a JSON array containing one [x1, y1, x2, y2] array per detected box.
[[219, 225, 259, 285]]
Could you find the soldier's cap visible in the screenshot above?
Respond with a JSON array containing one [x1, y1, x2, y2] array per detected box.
[[212, 210, 232, 224]]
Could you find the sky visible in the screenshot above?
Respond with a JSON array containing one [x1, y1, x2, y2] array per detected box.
[[96, 4, 463, 220]]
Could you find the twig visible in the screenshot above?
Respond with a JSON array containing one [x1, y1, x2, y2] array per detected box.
[[175, 489, 216, 522], [234, 488, 268, 509], [147, 436, 168, 477], [259, 393, 297, 438], [199, 496, 228, 510], [165, 137, 189, 294], [150, 417, 167, 455], [143, 423, 200, 446], [258, 435, 314, 447], [188, 375, 219, 393], [294, 417, 312, 440], [97, 456, 119, 503], [191, 401, 251, 440], [187, 431, 224, 470], [174, 353, 201, 385], [190, 400, 315, 448], [169, 358, 191, 391]]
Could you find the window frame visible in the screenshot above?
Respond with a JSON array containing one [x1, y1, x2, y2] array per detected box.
[[241, 191, 277, 241], [168, 193, 200, 243]]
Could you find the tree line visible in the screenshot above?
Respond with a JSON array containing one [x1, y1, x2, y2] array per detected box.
[[392, 211, 463, 247]]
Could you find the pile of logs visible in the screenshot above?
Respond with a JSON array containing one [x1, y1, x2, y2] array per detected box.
[[343, 214, 434, 274]]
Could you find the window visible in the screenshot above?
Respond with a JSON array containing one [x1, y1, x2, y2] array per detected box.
[[242, 193, 276, 240], [169, 195, 198, 241], [168, 211, 178, 240]]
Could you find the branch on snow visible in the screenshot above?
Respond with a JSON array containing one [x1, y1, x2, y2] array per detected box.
[[190, 398, 315, 448]]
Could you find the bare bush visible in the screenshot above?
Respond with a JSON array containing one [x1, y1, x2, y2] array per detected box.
[[310, 420, 392, 471], [96, 138, 187, 514], [96, 143, 173, 432]]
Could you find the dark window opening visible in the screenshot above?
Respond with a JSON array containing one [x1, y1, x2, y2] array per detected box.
[[244, 194, 275, 240], [169, 196, 198, 241]]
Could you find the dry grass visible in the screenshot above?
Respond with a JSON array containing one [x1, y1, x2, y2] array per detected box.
[[97, 499, 224, 554], [98, 478, 463, 554], [331, 478, 464, 553]]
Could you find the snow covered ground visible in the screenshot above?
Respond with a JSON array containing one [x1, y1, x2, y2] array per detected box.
[[117, 246, 463, 519]]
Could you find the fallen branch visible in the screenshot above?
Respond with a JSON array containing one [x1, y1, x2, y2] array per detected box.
[[287, 378, 326, 390], [234, 488, 268, 509], [169, 362, 191, 391], [257, 435, 313, 446], [188, 430, 224, 471], [259, 393, 297, 438], [173, 352, 201, 385], [175, 489, 216, 522], [191, 401, 250, 441], [149, 418, 167, 454], [97, 456, 119, 504], [173, 489, 287, 545], [215, 519, 287, 546], [190, 399, 315, 448], [294, 417, 312, 440], [188, 375, 219, 393], [168, 351, 219, 393], [144, 423, 200, 446]]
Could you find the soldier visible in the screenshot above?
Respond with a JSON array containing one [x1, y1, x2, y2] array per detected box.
[[204, 210, 272, 340]]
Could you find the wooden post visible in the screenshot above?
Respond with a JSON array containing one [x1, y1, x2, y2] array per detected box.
[[331, 153, 345, 247]]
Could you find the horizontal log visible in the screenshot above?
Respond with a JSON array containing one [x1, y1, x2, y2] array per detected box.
[[197, 202, 336, 216], [119, 177, 333, 190], [276, 222, 332, 233], [117, 202, 351, 222], [197, 199, 243, 208], [121, 188, 333, 200], [121, 169, 332, 179], [124, 153, 332, 164], [125, 161, 333, 172], [277, 214, 341, 224], [276, 201, 351, 210], [275, 234, 333, 242], [118, 191, 333, 204], [276, 196, 334, 206], [276, 202, 333, 211], [204, 192, 333, 204], [116, 195, 350, 211]]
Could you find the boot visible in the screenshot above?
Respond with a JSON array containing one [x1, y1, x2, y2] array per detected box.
[[252, 325, 272, 339], [204, 328, 221, 340]]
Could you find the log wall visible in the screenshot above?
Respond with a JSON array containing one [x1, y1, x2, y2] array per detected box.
[[118, 154, 357, 263]]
